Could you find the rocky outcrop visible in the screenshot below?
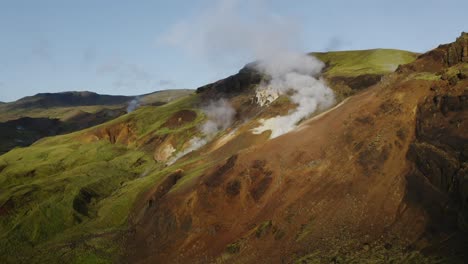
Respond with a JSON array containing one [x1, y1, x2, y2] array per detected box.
[[196, 63, 264, 98], [446, 32, 468, 66], [255, 87, 280, 106], [407, 92, 468, 231], [397, 32, 468, 74]]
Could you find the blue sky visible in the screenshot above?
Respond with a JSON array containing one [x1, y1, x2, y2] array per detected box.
[[0, 0, 467, 102]]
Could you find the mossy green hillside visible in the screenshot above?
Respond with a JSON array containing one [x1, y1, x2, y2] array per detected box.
[[313, 49, 419, 77], [0, 95, 209, 263]]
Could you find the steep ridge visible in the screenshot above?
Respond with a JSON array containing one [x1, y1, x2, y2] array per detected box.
[[125, 34, 468, 263]]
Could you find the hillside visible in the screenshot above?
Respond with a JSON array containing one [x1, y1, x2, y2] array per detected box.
[[0, 89, 193, 154], [198, 49, 419, 102], [313, 49, 419, 77], [0, 89, 194, 122], [0, 33, 467, 263]]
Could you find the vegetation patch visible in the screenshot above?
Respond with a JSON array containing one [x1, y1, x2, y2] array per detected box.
[[295, 217, 315, 242], [313, 49, 418, 77], [0, 94, 208, 263], [255, 220, 272, 238], [226, 240, 242, 254]]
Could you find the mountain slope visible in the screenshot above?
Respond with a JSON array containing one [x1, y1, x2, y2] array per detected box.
[[125, 34, 467, 263], [198, 49, 418, 102], [313, 48, 419, 77], [0, 89, 193, 154], [0, 34, 467, 263], [0, 95, 204, 263]]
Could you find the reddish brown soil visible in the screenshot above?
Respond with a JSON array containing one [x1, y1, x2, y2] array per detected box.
[[89, 123, 137, 145], [162, 110, 197, 129], [125, 37, 468, 263], [330, 74, 383, 90]]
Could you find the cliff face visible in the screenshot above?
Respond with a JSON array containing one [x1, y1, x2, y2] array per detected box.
[[407, 89, 468, 231], [447, 32, 468, 65]]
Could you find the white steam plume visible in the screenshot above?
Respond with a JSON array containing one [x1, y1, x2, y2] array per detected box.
[[160, 0, 336, 139], [252, 53, 335, 138], [126, 96, 140, 113], [200, 99, 235, 135], [167, 99, 235, 165], [166, 137, 208, 165]]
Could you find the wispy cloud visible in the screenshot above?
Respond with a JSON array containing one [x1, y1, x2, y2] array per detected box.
[[96, 59, 155, 90], [157, 0, 301, 67]]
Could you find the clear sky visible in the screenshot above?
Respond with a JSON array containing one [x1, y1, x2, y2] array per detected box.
[[0, 0, 467, 102]]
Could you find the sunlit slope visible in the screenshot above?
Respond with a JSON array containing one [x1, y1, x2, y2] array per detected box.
[[313, 49, 419, 77], [0, 95, 206, 263]]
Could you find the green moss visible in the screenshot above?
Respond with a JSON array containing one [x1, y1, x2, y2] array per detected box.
[[255, 220, 272, 238], [295, 217, 314, 242], [226, 241, 242, 254], [313, 49, 418, 77], [0, 93, 209, 263], [294, 251, 321, 264], [409, 72, 441, 81]]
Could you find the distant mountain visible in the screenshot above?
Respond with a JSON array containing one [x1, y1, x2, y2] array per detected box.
[[0, 89, 193, 154], [10, 91, 131, 109]]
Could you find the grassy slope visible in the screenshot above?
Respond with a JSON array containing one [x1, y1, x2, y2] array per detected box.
[[0, 89, 194, 122], [313, 49, 419, 77], [0, 95, 205, 263]]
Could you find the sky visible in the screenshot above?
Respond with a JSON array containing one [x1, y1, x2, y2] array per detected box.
[[0, 0, 467, 102]]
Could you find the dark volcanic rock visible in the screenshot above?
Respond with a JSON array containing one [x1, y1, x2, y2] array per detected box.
[[407, 91, 468, 231], [446, 32, 468, 66], [196, 63, 264, 98], [397, 32, 468, 74]]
